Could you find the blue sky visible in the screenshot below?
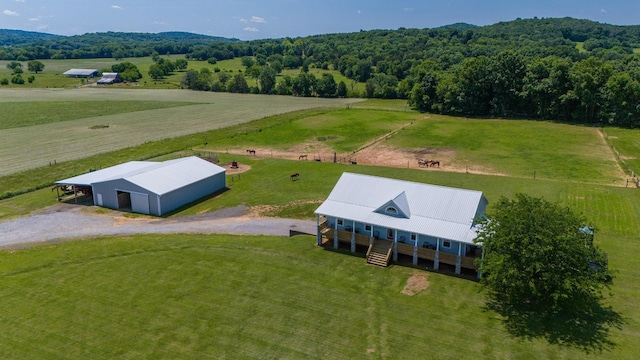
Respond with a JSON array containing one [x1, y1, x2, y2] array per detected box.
[[2, 0, 640, 40]]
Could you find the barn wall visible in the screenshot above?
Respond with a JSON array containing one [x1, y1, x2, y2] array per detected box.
[[91, 179, 151, 211], [158, 172, 226, 215]]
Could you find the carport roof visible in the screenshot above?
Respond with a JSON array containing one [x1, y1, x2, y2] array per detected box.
[[63, 68, 98, 76], [57, 157, 226, 195]]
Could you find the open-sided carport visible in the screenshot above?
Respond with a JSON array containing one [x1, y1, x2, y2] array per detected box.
[[55, 156, 226, 216]]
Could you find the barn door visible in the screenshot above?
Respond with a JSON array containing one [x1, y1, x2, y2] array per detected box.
[[130, 192, 150, 215]]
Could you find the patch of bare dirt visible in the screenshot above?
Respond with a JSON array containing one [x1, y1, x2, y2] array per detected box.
[[219, 162, 252, 175], [247, 199, 324, 217], [401, 272, 430, 296]]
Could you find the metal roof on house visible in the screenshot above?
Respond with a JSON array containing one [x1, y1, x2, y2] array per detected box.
[[315, 172, 488, 244], [63, 69, 98, 76], [57, 157, 225, 195]]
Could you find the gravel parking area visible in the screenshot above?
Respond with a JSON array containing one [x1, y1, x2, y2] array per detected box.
[[0, 204, 317, 248]]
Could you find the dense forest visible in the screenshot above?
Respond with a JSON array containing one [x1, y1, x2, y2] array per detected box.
[[3, 17, 640, 126]]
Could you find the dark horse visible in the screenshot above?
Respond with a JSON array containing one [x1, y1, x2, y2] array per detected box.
[[290, 173, 300, 181], [430, 160, 440, 167], [299, 154, 308, 160], [246, 149, 256, 155]]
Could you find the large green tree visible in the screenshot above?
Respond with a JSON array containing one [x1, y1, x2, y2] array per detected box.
[[475, 193, 610, 313], [27, 60, 45, 73]]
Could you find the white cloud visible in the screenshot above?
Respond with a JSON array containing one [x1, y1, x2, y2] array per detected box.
[[404, 7, 414, 11], [14, 0, 26, 3], [29, 17, 39, 21], [36, 24, 49, 31], [250, 16, 265, 23], [357, 10, 361, 14], [152, 21, 166, 25], [244, 27, 259, 32], [3, 9, 19, 16], [600, 9, 607, 14], [111, 5, 123, 10], [239, 18, 248, 23]]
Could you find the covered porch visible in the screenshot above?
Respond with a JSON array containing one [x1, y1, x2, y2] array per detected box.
[[316, 215, 483, 278]]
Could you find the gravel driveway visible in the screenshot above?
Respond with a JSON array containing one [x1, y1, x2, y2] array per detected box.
[[0, 204, 317, 248]]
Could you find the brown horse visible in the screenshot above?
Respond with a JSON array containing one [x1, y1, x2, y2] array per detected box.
[[290, 173, 300, 181], [246, 149, 256, 155], [430, 160, 440, 167], [299, 154, 308, 160]]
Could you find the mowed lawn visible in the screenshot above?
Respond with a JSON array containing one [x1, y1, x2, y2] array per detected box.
[[0, 89, 359, 176], [0, 231, 635, 360]]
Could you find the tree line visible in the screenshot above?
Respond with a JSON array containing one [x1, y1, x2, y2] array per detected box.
[[4, 17, 640, 126]]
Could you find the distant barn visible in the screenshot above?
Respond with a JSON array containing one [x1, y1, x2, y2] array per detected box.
[[55, 156, 227, 216], [97, 72, 122, 85], [63, 69, 99, 78]]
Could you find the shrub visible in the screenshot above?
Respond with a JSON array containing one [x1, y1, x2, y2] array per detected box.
[[11, 75, 25, 84], [0, 78, 8, 85]]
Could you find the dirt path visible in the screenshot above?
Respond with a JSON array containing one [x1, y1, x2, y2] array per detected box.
[[0, 204, 316, 249]]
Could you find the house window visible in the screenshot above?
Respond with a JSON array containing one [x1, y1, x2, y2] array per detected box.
[[410, 233, 417, 241], [337, 219, 343, 226], [387, 229, 394, 239], [365, 225, 371, 231], [442, 240, 451, 248], [386, 206, 398, 214]]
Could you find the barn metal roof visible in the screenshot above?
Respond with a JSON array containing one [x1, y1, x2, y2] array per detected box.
[[63, 69, 98, 76], [57, 157, 225, 195], [56, 161, 156, 186], [122, 157, 225, 195], [315, 172, 488, 244]]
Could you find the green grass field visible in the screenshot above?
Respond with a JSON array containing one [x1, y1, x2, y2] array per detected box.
[[0, 89, 357, 177], [0, 93, 640, 358], [0, 56, 367, 92]]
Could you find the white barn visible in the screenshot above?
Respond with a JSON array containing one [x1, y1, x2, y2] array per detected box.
[[315, 172, 488, 277], [55, 157, 226, 216]]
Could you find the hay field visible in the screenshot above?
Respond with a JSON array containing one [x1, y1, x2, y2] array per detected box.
[[0, 89, 359, 176]]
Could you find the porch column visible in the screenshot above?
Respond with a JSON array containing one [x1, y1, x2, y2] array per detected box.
[[392, 230, 398, 262], [455, 242, 462, 274], [434, 238, 440, 270], [412, 235, 418, 265], [316, 214, 321, 246], [333, 219, 339, 249], [477, 247, 485, 279], [350, 220, 356, 253], [369, 225, 374, 246]]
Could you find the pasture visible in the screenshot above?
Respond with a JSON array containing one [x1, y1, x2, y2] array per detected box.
[[0, 56, 359, 91], [0, 93, 639, 358], [0, 89, 358, 177]]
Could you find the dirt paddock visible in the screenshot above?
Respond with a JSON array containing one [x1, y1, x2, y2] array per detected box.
[[211, 142, 504, 176]]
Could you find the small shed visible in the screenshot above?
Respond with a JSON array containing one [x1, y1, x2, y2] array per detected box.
[[97, 72, 122, 84], [55, 156, 226, 216], [63, 69, 99, 78]]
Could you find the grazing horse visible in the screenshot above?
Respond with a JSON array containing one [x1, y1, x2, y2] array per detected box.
[[430, 160, 440, 168], [290, 173, 300, 181], [418, 159, 428, 167], [246, 149, 256, 155], [299, 154, 308, 160], [351, 160, 357, 165]]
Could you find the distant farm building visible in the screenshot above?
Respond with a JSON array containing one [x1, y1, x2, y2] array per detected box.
[[63, 69, 99, 78], [315, 173, 488, 277], [97, 72, 122, 85], [55, 156, 226, 216]]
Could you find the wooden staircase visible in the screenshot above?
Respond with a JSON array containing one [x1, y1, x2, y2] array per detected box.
[[366, 239, 393, 267]]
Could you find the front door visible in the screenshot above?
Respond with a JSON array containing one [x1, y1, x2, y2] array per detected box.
[[387, 228, 394, 240]]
